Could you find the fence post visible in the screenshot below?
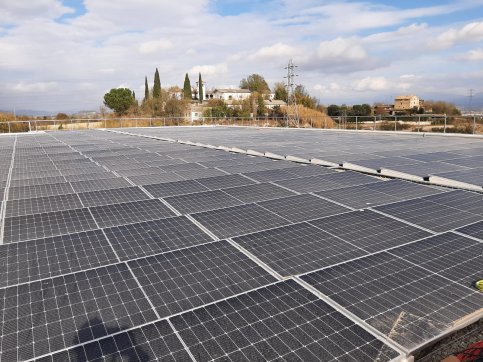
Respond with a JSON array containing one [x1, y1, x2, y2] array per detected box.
[[35, 120, 37, 131], [373, 116, 376, 131], [394, 116, 397, 131], [29, 121, 32, 132], [8, 122, 11, 133], [418, 116, 420, 132], [444, 114, 447, 133], [473, 115, 476, 134], [355, 116, 358, 131]]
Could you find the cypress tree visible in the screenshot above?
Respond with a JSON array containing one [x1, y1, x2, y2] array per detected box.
[[183, 73, 192, 100], [198, 72, 203, 104], [153, 68, 161, 98], [144, 76, 149, 101]]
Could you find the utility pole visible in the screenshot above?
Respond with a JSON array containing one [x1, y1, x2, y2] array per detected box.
[[284, 59, 299, 127], [469, 89, 475, 114]]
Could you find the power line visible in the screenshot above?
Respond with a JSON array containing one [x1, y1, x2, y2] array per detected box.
[[284, 59, 299, 127]]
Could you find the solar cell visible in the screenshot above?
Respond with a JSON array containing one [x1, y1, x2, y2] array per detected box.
[[241, 168, 296, 182], [0, 263, 157, 360], [222, 183, 296, 203], [89, 199, 176, 228], [144, 179, 209, 197], [170, 280, 400, 361], [191, 203, 290, 239], [308, 210, 432, 253], [77, 186, 150, 207], [3, 207, 98, 243], [5, 193, 83, 218], [103, 216, 213, 261], [9, 175, 67, 188], [127, 172, 185, 186], [301, 252, 483, 351], [0, 229, 118, 288], [233, 222, 368, 276], [165, 189, 243, 214], [258, 194, 351, 222], [42, 320, 191, 362], [174, 168, 228, 180], [129, 240, 276, 318]]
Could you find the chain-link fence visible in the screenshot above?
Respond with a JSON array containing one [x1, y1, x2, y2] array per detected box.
[[0, 115, 482, 134]]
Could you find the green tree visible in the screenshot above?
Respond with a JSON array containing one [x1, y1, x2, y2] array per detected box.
[[103, 88, 135, 115], [55, 112, 69, 120], [144, 76, 149, 101], [183, 73, 192, 100], [198, 73, 203, 103], [273, 82, 288, 101], [295, 85, 317, 109], [153, 68, 161, 99], [327, 105, 341, 116], [240, 74, 270, 93]]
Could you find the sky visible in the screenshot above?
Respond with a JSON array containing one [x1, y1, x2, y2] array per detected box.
[[1, 0, 483, 113]]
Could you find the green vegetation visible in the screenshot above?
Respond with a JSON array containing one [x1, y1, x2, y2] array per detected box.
[[103, 88, 136, 115], [153, 68, 161, 99], [183, 73, 192, 100], [240, 74, 270, 93], [198, 73, 203, 103]]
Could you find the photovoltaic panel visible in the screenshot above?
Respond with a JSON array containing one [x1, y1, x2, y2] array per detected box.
[[70, 177, 132, 193], [456, 220, 483, 240], [191, 203, 290, 239], [128, 240, 277, 318], [432, 168, 483, 187], [127, 172, 185, 186], [0, 263, 157, 361], [0, 229, 119, 288], [63, 171, 117, 182], [164, 189, 243, 214], [170, 280, 400, 362], [374, 197, 483, 233], [241, 168, 296, 182], [174, 168, 228, 180], [77, 186, 150, 207], [222, 183, 296, 203], [404, 151, 464, 162], [389, 232, 483, 287], [89, 199, 176, 228], [420, 190, 483, 214], [195, 174, 256, 190], [144, 179, 209, 197], [3, 207, 98, 243], [258, 194, 351, 223], [41, 320, 191, 362], [8, 182, 75, 201], [233, 222, 368, 277], [9, 175, 67, 188], [301, 252, 483, 351], [5, 193, 83, 218], [103, 216, 213, 261], [308, 210, 432, 253]]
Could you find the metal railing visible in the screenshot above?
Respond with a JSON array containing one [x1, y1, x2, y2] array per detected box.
[[0, 115, 482, 134]]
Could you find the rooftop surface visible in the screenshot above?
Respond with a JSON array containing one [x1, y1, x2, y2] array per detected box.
[[0, 127, 482, 361]]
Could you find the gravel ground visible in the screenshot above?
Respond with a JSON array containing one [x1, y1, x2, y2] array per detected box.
[[414, 319, 483, 362]]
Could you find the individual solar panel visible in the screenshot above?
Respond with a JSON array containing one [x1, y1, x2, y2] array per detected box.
[[191, 203, 290, 239], [258, 194, 351, 222], [285, 164, 337, 177], [170, 280, 400, 362], [164, 189, 243, 214], [43, 320, 191, 362], [0, 263, 157, 361], [456, 220, 483, 240], [159, 162, 205, 172], [144, 179, 209, 197], [70, 177, 132, 193], [8, 182, 75, 201], [77, 186, 150, 207], [63, 171, 118, 182], [308, 210, 432, 253], [129, 240, 277, 318], [5, 193, 83, 218], [404, 151, 464, 163], [10, 170, 62, 181], [389, 232, 483, 287], [420, 190, 483, 214], [432, 168, 483, 187], [443, 155, 483, 168], [103, 216, 213, 261], [374, 197, 483, 233], [233, 222, 368, 276], [9, 175, 67, 188], [0, 229, 118, 288], [301, 252, 483, 351], [3, 208, 98, 243], [89, 199, 176, 228], [222, 183, 296, 203], [387, 161, 470, 177], [242, 168, 296, 182], [195, 174, 256, 190]]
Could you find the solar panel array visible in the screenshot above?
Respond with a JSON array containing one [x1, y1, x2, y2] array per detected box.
[[0, 128, 481, 361]]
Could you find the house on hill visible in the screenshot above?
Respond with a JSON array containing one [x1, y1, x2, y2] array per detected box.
[[394, 95, 424, 111]]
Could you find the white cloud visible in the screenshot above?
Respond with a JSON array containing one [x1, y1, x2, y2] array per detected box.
[[456, 48, 483, 61], [0, 0, 74, 23], [431, 21, 483, 49], [138, 39, 173, 54], [189, 63, 228, 77], [317, 37, 367, 61], [247, 42, 299, 62], [353, 77, 390, 91], [9, 81, 59, 93]]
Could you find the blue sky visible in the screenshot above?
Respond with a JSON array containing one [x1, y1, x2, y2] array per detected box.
[[1, 0, 483, 112]]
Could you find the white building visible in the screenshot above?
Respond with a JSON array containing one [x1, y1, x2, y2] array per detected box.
[[394, 95, 421, 110], [211, 88, 252, 101]]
